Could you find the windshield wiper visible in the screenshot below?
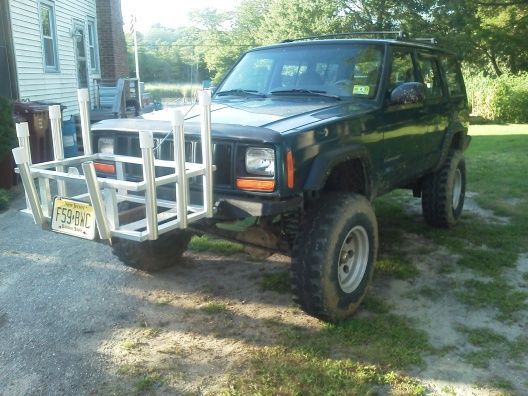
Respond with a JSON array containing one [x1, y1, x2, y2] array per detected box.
[[270, 89, 340, 100], [215, 89, 266, 98]]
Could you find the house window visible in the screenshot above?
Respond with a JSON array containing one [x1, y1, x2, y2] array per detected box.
[[87, 19, 99, 71], [40, 2, 58, 71]]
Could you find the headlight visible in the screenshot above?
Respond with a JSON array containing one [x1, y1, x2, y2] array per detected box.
[[245, 148, 275, 177], [98, 137, 114, 154]]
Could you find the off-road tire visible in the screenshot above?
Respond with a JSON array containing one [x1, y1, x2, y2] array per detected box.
[[112, 230, 193, 272], [291, 193, 378, 322], [422, 150, 466, 228]]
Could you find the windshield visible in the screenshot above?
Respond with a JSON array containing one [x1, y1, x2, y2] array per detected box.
[[216, 44, 384, 99]]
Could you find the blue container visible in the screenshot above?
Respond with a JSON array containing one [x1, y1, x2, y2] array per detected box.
[[62, 118, 78, 158]]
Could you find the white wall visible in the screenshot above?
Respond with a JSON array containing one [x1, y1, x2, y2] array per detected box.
[[9, 0, 100, 119]]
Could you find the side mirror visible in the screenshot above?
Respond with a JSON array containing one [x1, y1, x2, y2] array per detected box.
[[389, 82, 425, 105]]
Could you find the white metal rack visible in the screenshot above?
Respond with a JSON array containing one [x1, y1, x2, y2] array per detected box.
[[12, 89, 215, 244]]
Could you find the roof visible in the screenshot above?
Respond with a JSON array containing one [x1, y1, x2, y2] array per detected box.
[[249, 38, 457, 57]]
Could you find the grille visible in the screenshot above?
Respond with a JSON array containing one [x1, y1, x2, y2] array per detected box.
[[114, 135, 233, 188]]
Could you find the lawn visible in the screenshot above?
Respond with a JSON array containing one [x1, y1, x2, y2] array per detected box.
[[107, 125, 528, 395], [221, 127, 528, 395]]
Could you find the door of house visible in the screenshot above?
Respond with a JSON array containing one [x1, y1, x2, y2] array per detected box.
[[73, 22, 88, 89], [0, 0, 17, 99]]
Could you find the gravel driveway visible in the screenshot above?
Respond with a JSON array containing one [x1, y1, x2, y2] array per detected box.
[[0, 190, 141, 395], [0, 189, 297, 396]]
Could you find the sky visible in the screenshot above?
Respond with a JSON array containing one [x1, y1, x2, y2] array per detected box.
[[121, 0, 240, 33]]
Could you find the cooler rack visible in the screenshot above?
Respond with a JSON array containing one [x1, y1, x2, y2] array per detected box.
[[12, 89, 215, 244]]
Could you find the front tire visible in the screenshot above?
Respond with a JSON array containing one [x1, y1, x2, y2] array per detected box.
[[291, 193, 378, 322], [421, 150, 466, 228], [112, 230, 193, 272]]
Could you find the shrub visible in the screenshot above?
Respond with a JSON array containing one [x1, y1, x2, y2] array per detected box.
[[0, 189, 9, 210], [144, 83, 201, 101], [465, 73, 528, 123], [0, 96, 16, 158]]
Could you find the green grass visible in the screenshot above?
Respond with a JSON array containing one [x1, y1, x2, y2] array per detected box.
[[510, 335, 528, 360], [144, 82, 201, 101], [0, 189, 9, 210], [375, 255, 419, 279], [224, 314, 428, 395], [188, 235, 243, 255], [457, 248, 518, 277], [260, 271, 291, 293], [362, 295, 391, 314], [457, 325, 528, 369], [376, 134, 528, 317], [458, 326, 508, 348], [469, 123, 528, 135], [135, 372, 164, 391], [121, 339, 139, 351], [200, 301, 228, 314], [457, 279, 528, 321], [224, 346, 425, 396]]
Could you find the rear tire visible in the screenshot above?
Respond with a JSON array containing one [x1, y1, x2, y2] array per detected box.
[[421, 150, 466, 228], [112, 230, 193, 272], [291, 193, 378, 322]]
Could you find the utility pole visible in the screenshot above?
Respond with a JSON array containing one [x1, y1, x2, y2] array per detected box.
[[131, 14, 142, 109]]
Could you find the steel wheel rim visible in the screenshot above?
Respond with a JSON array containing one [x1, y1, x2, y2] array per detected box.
[[337, 225, 369, 293], [452, 168, 462, 209]]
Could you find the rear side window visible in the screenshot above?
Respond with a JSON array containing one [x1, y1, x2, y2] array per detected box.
[[389, 49, 416, 90], [417, 54, 443, 99], [442, 57, 465, 97]]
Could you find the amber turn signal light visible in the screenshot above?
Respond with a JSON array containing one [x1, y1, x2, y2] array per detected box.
[[286, 150, 294, 189], [236, 178, 275, 192], [94, 162, 116, 174]]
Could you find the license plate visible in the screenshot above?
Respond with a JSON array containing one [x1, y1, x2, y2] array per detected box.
[[51, 197, 96, 240]]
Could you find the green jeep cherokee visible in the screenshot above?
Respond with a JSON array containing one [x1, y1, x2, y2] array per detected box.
[[92, 34, 470, 322]]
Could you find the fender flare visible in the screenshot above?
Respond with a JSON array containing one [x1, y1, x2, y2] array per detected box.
[[303, 145, 373, 197], [435, 124, 469, 171]]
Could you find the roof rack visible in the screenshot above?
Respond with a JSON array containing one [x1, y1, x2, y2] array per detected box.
[[282, 31, 408, 43], [281, 31, 439, 46], [407, 38, 439, 45]]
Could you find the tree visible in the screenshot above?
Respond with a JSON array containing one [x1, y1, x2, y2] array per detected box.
[[431, 0, 528, 76]]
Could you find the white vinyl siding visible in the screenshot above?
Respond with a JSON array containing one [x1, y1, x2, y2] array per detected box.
[[9, 0, 100, 119]]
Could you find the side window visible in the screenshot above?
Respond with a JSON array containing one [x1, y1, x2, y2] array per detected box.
[[87, 19, 99, 71], [442, 57, 465, 97], [389, 50, 416, 90], [417, 54, 443, 99], [40, 1, 59, 72]]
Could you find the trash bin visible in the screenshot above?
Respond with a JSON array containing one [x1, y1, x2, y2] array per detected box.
[[13, 101, 66, 163], [62, 117, 78, 158]]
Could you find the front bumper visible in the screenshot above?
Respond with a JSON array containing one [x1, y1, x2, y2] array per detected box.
[[215, 194, 303, 218]]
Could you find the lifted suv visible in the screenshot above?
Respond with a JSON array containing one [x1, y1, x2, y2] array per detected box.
[[91, 34, 470, 322]]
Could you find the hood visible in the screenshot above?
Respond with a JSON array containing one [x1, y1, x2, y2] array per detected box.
[[142, 97, 379, 133]]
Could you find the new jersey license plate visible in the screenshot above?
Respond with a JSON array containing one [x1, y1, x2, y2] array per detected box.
[[51, 197, 96, 240]]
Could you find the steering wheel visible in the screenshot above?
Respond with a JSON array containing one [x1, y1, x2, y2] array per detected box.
[[333, 79, 353, 87]]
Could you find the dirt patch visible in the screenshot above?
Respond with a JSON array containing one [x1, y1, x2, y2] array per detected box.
[[404, 191, 510, 224], [96, 252, 322, 394], [373, 230, 527, 395]]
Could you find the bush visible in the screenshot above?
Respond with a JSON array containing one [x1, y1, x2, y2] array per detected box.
[[0, 96, 16, 158], [465, 73, 528, 123], [0, 188, 9, 210], [144, 83, 201, 101]]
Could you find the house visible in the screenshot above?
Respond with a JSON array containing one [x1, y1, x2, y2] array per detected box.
[[0, 0, 129, 120]]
